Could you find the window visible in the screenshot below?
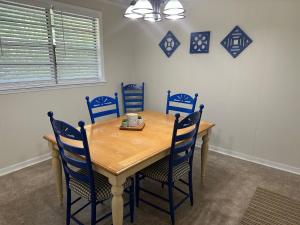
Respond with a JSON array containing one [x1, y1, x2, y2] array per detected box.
[[0, 0, 104, 92]]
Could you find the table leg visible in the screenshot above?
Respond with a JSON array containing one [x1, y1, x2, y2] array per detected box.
[[201, 129, 211, 184], [109, 176, 126, 225], [49, 142, 63, 205]]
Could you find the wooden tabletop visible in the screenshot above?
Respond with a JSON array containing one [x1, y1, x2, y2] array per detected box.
[[44, 110, 215, 176]]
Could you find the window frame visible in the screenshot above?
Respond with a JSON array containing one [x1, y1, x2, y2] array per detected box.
[[0, 0, 106, 94]]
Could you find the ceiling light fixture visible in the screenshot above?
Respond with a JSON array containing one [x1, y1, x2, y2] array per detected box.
[[124, 1, 143, 19], [163, 0, 184, 15], [132, 0, 153, 15], [144, 13, 162, 22], [124, 0, 185, 23], [165, 13, 185, 20]]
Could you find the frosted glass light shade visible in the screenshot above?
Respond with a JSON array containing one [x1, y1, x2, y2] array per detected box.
[[132, 0, 153, 15], [165, 13, 185, 20], [124, 5, 143, 19], [163, 0, 184, 15], [144, 13, 162, 22]]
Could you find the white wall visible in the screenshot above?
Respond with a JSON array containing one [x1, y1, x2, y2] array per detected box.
[[132, 0, 300, 169], [2, 0, 300, 173], [0, 0, 134, 170]]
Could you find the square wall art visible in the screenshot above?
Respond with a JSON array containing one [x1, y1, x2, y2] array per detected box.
[[221, 26, 253, 58], [159, 31, 180, 58], [190, 31, 210, 54]]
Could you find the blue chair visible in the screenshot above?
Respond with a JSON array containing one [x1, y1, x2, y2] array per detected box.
[[135, 105, 204, 225], [86, 93, 120, 124], [166, 90, 198, 115], [47, 112, 134, 225], [121, 83, 145, 113]]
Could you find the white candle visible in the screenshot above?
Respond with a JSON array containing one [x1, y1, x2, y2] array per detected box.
[[126, 113, 138, 127]]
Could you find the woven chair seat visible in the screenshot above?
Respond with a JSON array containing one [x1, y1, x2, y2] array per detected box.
[[70, 169, 132, 201], [140, 156, 190, 183]]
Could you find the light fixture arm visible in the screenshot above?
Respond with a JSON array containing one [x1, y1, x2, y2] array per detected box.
[[150, 0, 167, 12]]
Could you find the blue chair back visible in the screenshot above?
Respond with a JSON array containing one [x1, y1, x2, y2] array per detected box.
[[86, 93, 120, 124], [47, 112, 96, 199], [121, 82, 145, 113], [166, 90, 198, 115], [168, 105, 204, 182]]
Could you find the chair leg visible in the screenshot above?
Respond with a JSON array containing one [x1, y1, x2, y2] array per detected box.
[[188, 171, 194, 206], [129, 182, 135, 223], [135, 173, 140, 208], [91, 200, 96, 225], [168, 183, 175, 225], [66, 188, 71, 225]]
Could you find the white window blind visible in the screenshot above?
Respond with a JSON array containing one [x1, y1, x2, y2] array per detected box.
[[0, 0, 103, 92], [0, 1, 54, 88], [53, 11, 101, 83]]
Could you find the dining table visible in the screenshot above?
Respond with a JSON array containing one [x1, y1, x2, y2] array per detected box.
[[43, 110, 215, 225]]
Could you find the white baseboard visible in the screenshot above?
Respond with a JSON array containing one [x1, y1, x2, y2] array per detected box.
[[1, 145, 300, 177], [198, 144, 300, 176], [0, 153, 51, 177]]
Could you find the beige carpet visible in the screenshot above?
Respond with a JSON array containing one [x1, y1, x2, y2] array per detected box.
[[2, 151, 300, 225], [240, 187, 300, 225]]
